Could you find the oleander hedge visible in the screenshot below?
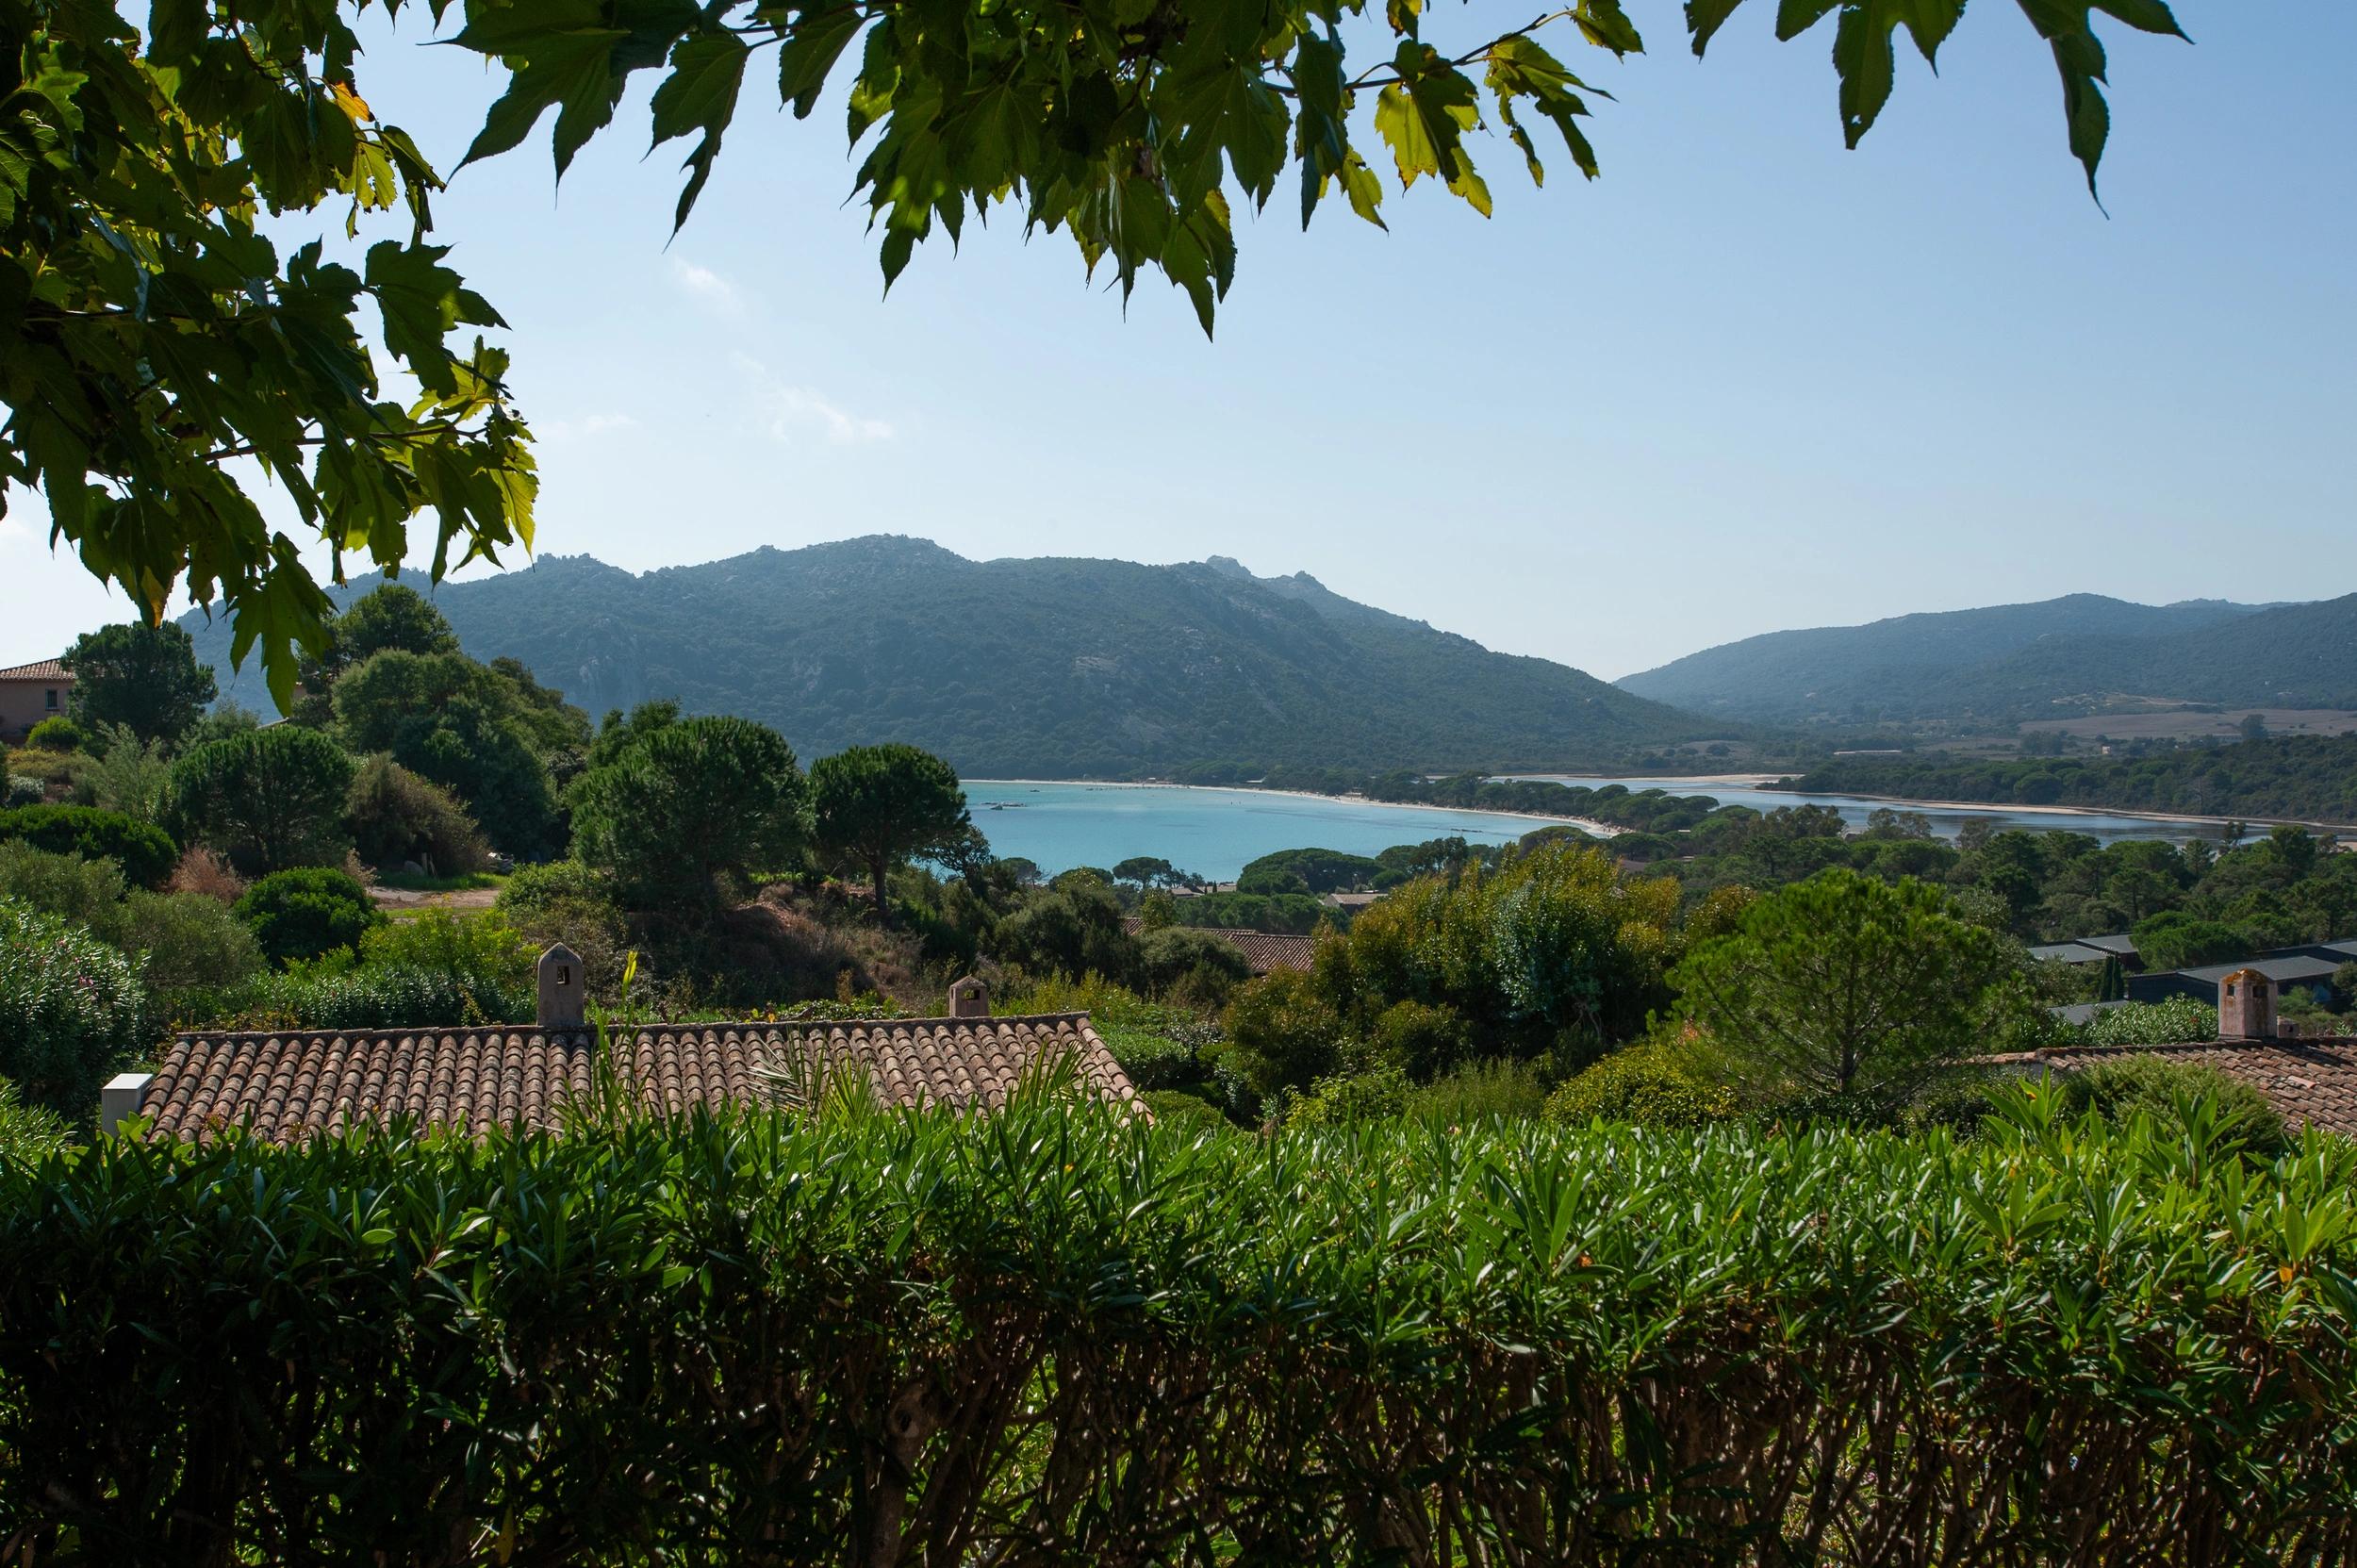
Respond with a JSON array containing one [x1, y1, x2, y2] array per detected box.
[[0, 1092, 2350, 1564]]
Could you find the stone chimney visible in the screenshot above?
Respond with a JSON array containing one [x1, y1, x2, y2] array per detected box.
[[2218, 967, 2274, 1041], [538, 943, 585, 1031], [948, 976, 990, 1019]]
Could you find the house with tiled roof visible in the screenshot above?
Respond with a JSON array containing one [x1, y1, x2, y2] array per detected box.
[[1122, 918, 1315, 975], [0, 658, 70, 742], [1991, 1040, 2357, 1137], [102, 953, 1143, 1142], [2003, 966, 2357, 1137]]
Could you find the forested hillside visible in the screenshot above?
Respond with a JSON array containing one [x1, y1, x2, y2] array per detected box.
[[1779, 734, 2357, 824], [1610, 593, 2357, 726], [184, 538, 1713, 777], [1917, 595, 2357, 716]]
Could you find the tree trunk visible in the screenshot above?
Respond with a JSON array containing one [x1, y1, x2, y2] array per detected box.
[[871, 847, 892, 928]]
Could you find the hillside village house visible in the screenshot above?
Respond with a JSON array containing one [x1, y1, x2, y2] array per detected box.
[[2005, 964, 2357, 1135], [0, 659, 70, 743], [101, 953, 1146, 1141]]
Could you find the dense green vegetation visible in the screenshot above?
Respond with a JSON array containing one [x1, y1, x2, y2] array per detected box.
[[1783, 733, 2357, 823], [1620, 592, 2357, 727], [189, 540, 1721, 776], [2, 1090, 2347, 1562], [1617, 593, 2270, 724]]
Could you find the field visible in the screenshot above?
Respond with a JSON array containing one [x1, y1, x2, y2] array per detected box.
[[2019, 707, 2357, 744]]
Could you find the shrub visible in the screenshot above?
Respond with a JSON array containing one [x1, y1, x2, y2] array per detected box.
[[3, 777, 40, 807], [989, 883, 1141, 988], [1367, 998, 1471, 1079], [120, 890, 265, 993], [0, 842, 127, 937], [346, 755, 490, 876], [1, 1104, 2344, 1562], [2050, 1054, 2287, 1158], [1134, 926, 1250, 1006], [357, 910, 537, 994], [170, 963, 533, 1033], [2084, 997, 2217, 1047], [1101, 1030, 1207, 1093], [1284, 1061, 1410, 1127], [0, 1081, 73, 1165], [494, 859, 630, 994], [164, 846, 246, 904], [1546, 1044, 1737, 1130], [25, 717, 82, 752], [1222, 966, 1347, 1099], [0, 900, 147, 1114], [235, 867, 382, 966], [0, 804, 176, 888], [69, 726, 171, 822], [1137, 1087, 1232, 1135], [1404, 1057, 1551, 1123]]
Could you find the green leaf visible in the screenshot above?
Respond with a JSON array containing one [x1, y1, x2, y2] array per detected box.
[[1686, 0, 1747, 57], [651, 34, 749, 228], [456, 27, 628, 177], [651, 35, 749, 151], [778, 9, 865, 120]]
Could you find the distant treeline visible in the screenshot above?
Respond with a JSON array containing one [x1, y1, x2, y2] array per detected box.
[[1779, 735, 2357, 826]]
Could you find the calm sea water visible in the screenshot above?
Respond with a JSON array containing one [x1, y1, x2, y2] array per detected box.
[[963, 783, 1570, 879], [964, 778, 2225, 879]]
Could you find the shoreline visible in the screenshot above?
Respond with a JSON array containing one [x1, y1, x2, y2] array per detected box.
[[1788, 786, 2357, 837], [968, 777, 2355, 842], [964, 779, 1624, 838]]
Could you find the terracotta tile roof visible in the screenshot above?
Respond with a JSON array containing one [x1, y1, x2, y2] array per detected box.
[[138, 1014, 1139, 1143], [1120, 919, 1316, 973], [1996, 1039, 2357, 1137], [0, 659, 67, 682], [1216, 929, 1315, 974]]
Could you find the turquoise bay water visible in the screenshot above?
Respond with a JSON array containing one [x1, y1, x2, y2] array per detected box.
[[964, 778, 2219, 879], [963, 783, 1568, 879]]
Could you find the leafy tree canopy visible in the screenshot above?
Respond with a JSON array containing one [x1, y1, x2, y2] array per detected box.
[[1667, 867, 2032, 1112], [808, 743, 972, 924], [60, 621, 217, 747], [570, 714, 807, 907], [166, 725, 355, 874], [9, 0, 2182, 701]]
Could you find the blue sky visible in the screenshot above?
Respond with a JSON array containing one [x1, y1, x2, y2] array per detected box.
[[5, 3, 2350, 680]]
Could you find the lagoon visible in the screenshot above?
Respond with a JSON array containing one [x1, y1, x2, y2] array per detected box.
[[1509, 776, 2236, 848], [964, 777, 2227, 879]]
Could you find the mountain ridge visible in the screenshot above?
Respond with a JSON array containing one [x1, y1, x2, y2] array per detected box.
[[182, 536, 1718, 776], [1614, 592, 2352, 725]]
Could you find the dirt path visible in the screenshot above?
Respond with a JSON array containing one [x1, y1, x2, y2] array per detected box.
[[369, 884, 500, 913]]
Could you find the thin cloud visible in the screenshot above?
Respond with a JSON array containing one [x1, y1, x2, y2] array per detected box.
[[733, 353, 894, 445], [669, 256, 748, 318], [538, 412, 640, 442]]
